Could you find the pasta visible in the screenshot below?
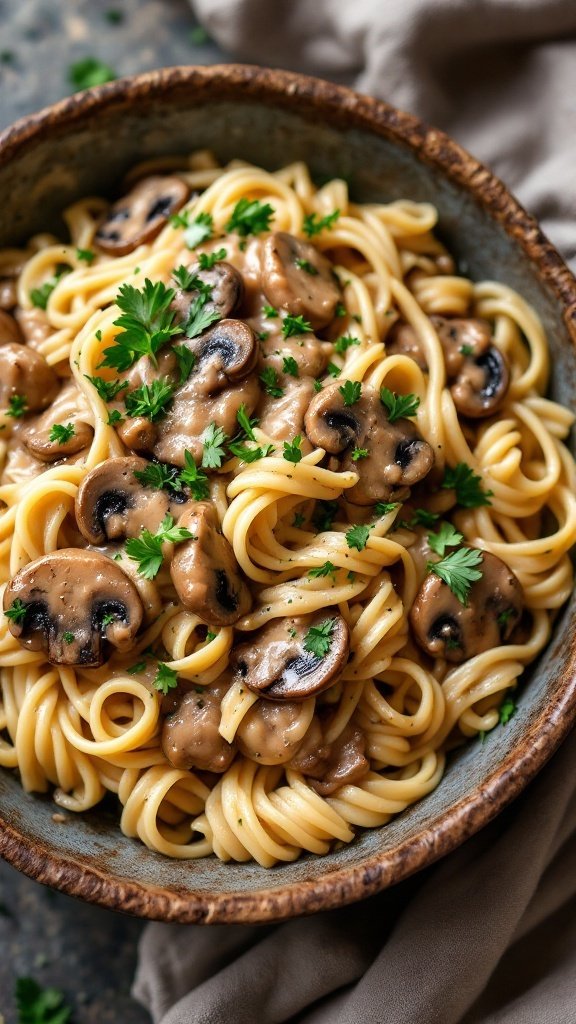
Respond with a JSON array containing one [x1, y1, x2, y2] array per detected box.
[[0, 150, 574, 868]]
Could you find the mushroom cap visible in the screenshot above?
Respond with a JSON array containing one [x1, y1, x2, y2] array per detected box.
[[304, 382, 435, 505], [3, 549, 144, 667], [185, 318, 259, 390], [261, 232, 341, 330], [170, 502, 252, 626], [0, 309, 23, 346], [95, 175, 190, 256], [24, 381, 94, 463], [236, 697, 315, 765], [171, 261, 244, 324], [431, 316, 510, 417], [231, 613, 350, 702], [0, 342, 60, 413], [290, 720, 369, 796], [75, 456, 192, 545], [161, 677, 235, 773], [409, 549, 524, 663]]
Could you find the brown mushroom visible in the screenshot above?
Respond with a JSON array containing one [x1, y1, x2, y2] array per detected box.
[[170, 503, 252, 626], [258, 377, 316, 446], [231, 613, 349, 702], [289, 719, 369, 796], [3, 549, 144, 667], [75, 455, 193, 545], [24, 381, 94, 463], [261, 232, 341, 330], [184, 318, 258, 391], [385, 320, 427, 371], [431, 316, 510, 418], [409, 549, 524, 663], [258, 328, 330, 379], [304, 382, 434, 506], [161, 676, 235, 773], [171, 261, 244, 324], [0, 342, 59, 414], [95, 175, 189, 256], [0, 280, 17, 311], [236, 698, 314, 765], [0, 309, 22, 346]]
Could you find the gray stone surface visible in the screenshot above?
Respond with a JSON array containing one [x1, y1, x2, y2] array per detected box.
[[0, 2, 226, 1020]]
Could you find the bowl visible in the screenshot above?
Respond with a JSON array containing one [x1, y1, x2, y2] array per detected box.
[[0, 64, 575, 924]]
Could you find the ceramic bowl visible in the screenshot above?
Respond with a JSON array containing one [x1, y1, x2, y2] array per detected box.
[[0, 65, 575, 924]]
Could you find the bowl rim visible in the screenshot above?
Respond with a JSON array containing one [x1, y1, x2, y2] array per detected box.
[[1, 63, 575, 924]]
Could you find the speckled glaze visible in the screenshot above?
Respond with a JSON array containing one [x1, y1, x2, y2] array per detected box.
[[0, 65, 575, 925]]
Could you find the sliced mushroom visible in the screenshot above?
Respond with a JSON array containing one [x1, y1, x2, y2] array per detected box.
[[170, 503, 252, 626], [449, 345, 510, 418], [161, 676, 235, 773], [231, 613, 349, 702], [261, 232, 341, 330], [171, 262, 244, 324], [258, 377, 316, 446], [236, 697, 314, 765], [0, 309, 22, 346], [95, 175, 190, 256], [76, 455, 192, 545], [304, 382, 434, 506], [184, 318, 258, 392], [24, 381, 94, 463], [289, 719, 369, 796], [0, 280, 17, 311], [3, 549, 144, 666], [258, 328, 330, 379], [409, 549, 523, 663], [0, 342, 60, 414]]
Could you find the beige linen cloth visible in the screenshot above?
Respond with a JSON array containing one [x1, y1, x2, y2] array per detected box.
[[134, 3, 576, 1021]]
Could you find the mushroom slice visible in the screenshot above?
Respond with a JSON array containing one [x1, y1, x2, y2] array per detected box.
[[409, 549, 523, 663], [4, 549, 144, 667], [261, 232, 341, 330], [231, 613, 349, 702], [171, 261, 244, 324], [95, 175, 190, 256], [162, 677, 235, 773], [431, 316, 510, 418], [0, 342, 59, 414], [170, 503, 252, 626], [258, 377, 316, 446], [0, 309, 23, 346], [236, 698, 314, 765], [289, 720, 369, 796], [304, 382, 434, 506], [75, 455, 192, 545], [186, 318, 258, 391], [24, 380, 94, 463]]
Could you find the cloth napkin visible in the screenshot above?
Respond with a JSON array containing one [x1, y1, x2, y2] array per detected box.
[[134, 3, 576, 1021]]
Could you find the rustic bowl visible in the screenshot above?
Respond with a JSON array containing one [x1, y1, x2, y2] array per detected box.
[[0, 65, 575, 924]]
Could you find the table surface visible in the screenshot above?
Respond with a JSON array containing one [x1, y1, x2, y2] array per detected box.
[[0, 2, 227, 1021]]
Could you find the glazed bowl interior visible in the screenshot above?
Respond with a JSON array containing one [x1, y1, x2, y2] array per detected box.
[[0, 65, 575, 924]]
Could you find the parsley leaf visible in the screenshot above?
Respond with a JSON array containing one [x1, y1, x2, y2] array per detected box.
[[327, 362, 341, 378], [426, 546, 483, 605], [282, 314, 312, 338], [69, 57, 116, 90], [184, 295, 220, 339], [374, 501, 399, 517], [380, 387, 420, 423], [282, 355, 299, 377], [173, 344, 196, 384], [15, 977, 72, 1024], [153, 662, 179, 695], [101, 612, 116, 627], [228, 442, 274, 463], [236, 404, 258, 441], [308, 561, 337, 581], [260, 366, 284, 398], [30, 266, 70, 309], [427, 522, 463, 557], [198, 248, 227, 270], [101, 279, 179, 371], [5, 598, 27, 623], [262, 305, 278, 319], [334, 335, 360, 355], [48, 422, 75, 445], [84, 375, 128, 403], [107, 409, 124, 426], [283, 435, 303, 463], [460, 343, 475, 356], [410, 508, 440, 528], [302, 209, 340, 237], [304, 618, 335, 658], [184, 212, 214, 249], [76, 247, 95, 263], [126, 514, 195, 579], [294, 257, 318, 275], [441, 462, 493, 509], [498, 608, 516, 629], [345, 523, 373, 551], [62, 632, 75, 645], [124, 379, 173, 421], [312, 500, 339, 532], [499, 694, 517, 726], [172, 265, 200, 291], [7, 395, 27, 418], [134, 461, 181, 493], [226, 198, 274, 237], [128, 661, 147, 674], [178, 450, 210, 498], [339, 380, 361, 406], [201, 422, 228, 469], [351, 447, 368, 461], [335, 302, 347, 318]]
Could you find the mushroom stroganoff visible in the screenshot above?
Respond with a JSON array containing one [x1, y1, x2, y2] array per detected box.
[[0, 151, 574, 866]]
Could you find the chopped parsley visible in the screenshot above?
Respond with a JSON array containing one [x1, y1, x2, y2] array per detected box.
[[228, 442, 274, 463], [30, 266, 70, 309], [345, 523, 373, 551], [308, 561, 337, 581], [153, 662, 179, 695], [282, 314, 312, 338], [460, 343, 475, 356], [283, 435, 303, 463], [101, 612, 116, 627], [173, 344, 196, 384], [134, 461, 181, 493], [225, 198, 274, 237], [172, 265, 200, 291], [427, 522, 463, 557], [312, 500, 339, 532], [303, 618, 335, 658], [85, 375, 129, 402], [76, 247, 95, 263], [126, 514, 195, 579], [124, 379, 173, 421], [294, 257, 318, 275], [380, 387, 420, 423], [497, 608, 516, 629], [15, 977, 72, 1024], [335, 302, 347, 318], [5, 598, 26, 624], [313, 379, 323, 393], [426, 546, 483, 605], [302, 209, 340, 237], [178, 450, 210, 499], [107, 409, 123, 426], [184, 212, 214, 249], [374, 502, 399, 517], [7, 395, 27, 418], [128, 661, 147, 675], [441, 462, 493, 509], [410, 508, 440, 528], [282, 355, 299, 377], [351, 447, 368, 461], [326, 362, 341, 378], [100, 279, 179, 371], [499, 694, 517, 726], [262, 305, 278, 319], [334, 335, 360, 355], [68, 57, 116, 90], [48, 422, 75, 445], [198, 248, 227, 270], [62, 631, 75, 645], [339, 380, 361, 406], [184, 295, 220, 340], [236, 404, 258, 441], [260, 366, 284, 398], [201, 422, 228, 469], [105, 8, 124, 24]]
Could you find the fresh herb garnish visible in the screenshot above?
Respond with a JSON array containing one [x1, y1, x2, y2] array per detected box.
[[335, 302, 347, 318], [283, 435, 303, 463], [313, 379, 323, 393], [5, 598, 26, 624], [178, 450, 210, 499], [282, 355, 299, 377], [380, 387, 420, 423], [30, 267, 70, 309], [48, 422, 75, 445], [126, 514, 195, 579], [198, 248, 227, 270], [345, 523, 373, 551], [85, 375, 129, 403], [100, 279, 179, 371], [184, 295, 220, 340], [172, 265, 200, 291], [236, 404, 258, 441], [374, 502, 399, 517], [410, 508, 440, 528], [69, 57, 116, 90], [351, 447, 368, 461], [426, 547, 483, 605], [201, 422, 228, 469], [303, 618, 335, 658], [124, 379, 173, 421], [294, 257, 318, 275], [62, 632, 75, 645], [312, 500, 339, 532], [7, 395, 27, 418], [105, 8, 124, 23], [153, 662, 179, 695], [459, 343, 475, 356], [15, 977, 72, 1024], [327, 362, 341, 378], [76, 247, 95, 263], [134, 461, 181, 493], [499, 694, 517, 725], [334, 335, 360, 355], [127, 661, 147, 675], [302, 209, 340, 237], [101, 612, 116, 627], [262, 305, 278, 319], [308, 561, 337, 581], [173, 344, 196, 384], [282, 314, 312, 338], [226, 198, 274, 237], [184, 212, 214, 249], [107, 409, 124, 426], [260, 366, 284, 398], [497, 608, 515, 629], [441, 462, 493, 509], [339, 380, 361, 406], [228, 441, 274, 463], [427, 522, 463, 557]]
